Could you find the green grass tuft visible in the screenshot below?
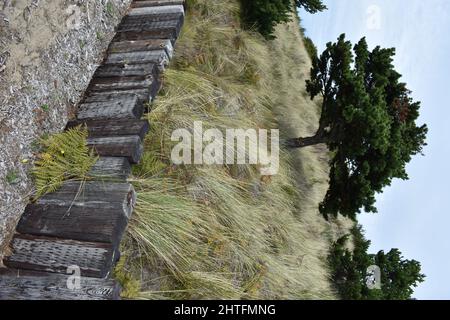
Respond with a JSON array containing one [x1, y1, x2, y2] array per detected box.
[[32, 126, 98, 199]]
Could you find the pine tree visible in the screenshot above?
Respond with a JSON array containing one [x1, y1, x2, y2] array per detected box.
[[240, 0, 326, 39], [288, 34, 428, 219]]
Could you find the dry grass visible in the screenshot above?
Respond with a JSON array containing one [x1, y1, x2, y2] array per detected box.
[[115, 0, 353, 300]]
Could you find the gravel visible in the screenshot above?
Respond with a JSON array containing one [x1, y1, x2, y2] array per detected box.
[[0, 0, 132, 260]]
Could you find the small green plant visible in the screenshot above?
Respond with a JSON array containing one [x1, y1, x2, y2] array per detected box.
[[106, 2, 115, 16], [96, 32, 104, 41], [5, 171, 20, 185], [114, 255, 141, 299], [40, 104, 50, 111], [32, 126, 98, 199]]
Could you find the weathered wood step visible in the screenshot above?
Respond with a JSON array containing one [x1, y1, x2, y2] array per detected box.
[[89, 157, 132, 181], [131, 0, 185, 8], [128, 5, 185, 16], [106, 50, 169, 69], [118, 18, 183, 37], [67, 119, 150, 140], [26, 181, 135, 210], [122, 12, 184, 24], [78, 95, 143, 120], [16, 181, 135, 244], [4, 235, 117, 278], [113, 28, 178, 44], [88, 136, 143, 164], [109, 39, 174, 59], [84, 88, 156, 105], [87, 75, 159, 94], [0, 269, 121, 300], [94, 62, 159, 79]]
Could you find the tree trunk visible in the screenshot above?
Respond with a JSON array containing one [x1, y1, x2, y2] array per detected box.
[[285, 133, 327, 148]]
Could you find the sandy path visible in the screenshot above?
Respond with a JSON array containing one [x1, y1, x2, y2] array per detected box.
[[0, 0, 132, 259]]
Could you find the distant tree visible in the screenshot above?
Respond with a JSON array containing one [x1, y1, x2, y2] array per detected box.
[[287, 34, 428, 220], [329, 226, 425, 300], [303, 36, 318, 60], [241, 0, 292, 39], [295, 0, 327, 13], [240, 0, 326, 39], [374, 249, 425, 300]]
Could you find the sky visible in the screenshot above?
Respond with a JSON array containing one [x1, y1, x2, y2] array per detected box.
[[299, 0, 450, 300]]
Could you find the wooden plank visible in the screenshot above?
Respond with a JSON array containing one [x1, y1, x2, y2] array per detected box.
[[88, 136, 143, 164], [88, 75, 158, 91], [26, 181, 136, 209], [122, 12, 184, 23], [66, 119, 150, 140], [109, 39, 174, 59], [0, 269, 121, 300], [94, 63, 159, 79], [87, 75, 160, 96], [113, 29, 178, 44], [106, 50, 169, 67], [16, 181, 135, 244], [128, 5, 185, 16], [118, 19, 183, 37], [78, 95, 143, 120], [84, 88, 157, 105], [131, 0, 185, 8], [89, 157, 132, 181], [4, 235, 117, 278]]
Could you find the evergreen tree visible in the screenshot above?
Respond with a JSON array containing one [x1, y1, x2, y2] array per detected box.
[[241, 0, 327, 38], [288, 34, 428, 219], [329, 226, 425, 300], [295, 0, 327, 13]]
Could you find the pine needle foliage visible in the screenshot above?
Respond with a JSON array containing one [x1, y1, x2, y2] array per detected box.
[[32, 126, 98, 199]]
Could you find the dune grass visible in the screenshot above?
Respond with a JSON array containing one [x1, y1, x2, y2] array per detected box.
[[115, 0, 353, 300]]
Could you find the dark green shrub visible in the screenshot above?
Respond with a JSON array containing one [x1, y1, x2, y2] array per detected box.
[[240, 0, 327, 39], [329, 225, 425, 300], [295, 0, 327, 13], [240, 0, 292, 39], [303, 36, 318, 61]]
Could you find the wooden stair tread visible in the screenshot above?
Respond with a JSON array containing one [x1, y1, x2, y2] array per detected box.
[[113, 29, 178, 44], [118, 18, 183, 34], [94, 62, 159, 78], [106, 50, 169, 67], [89, 157, 132, 180], [84, 88, 156, 105], [16, 180, 135, 244], [88, 135, 143, 164], [131, 0, 185, 8], [67, 119, 150, 140], [128, 5, 185, 17], [4, 235, 118, 278], [109, 39, 174, 58], [87, 75, 160, 94], [78, 94, 143, 120], [0, 269, 120, 300]]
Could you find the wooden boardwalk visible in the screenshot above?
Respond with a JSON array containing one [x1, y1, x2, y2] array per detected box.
[[0, 0, 185, 300]]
